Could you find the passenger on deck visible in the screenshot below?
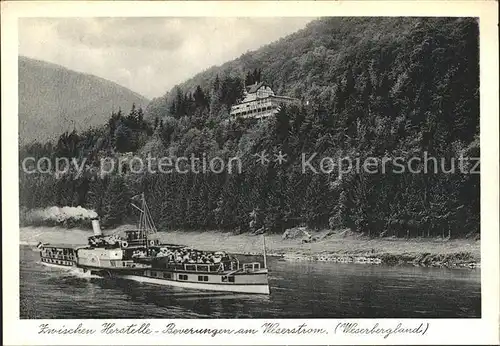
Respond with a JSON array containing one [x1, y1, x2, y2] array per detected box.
[[149, 247, 234, 268]]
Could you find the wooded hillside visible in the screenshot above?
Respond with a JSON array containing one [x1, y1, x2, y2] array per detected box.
[[19, 56, 149, 144], [19, 17, 479, 238]]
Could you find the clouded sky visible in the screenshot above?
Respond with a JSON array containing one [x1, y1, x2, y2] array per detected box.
[[19, 17, 313, 99]]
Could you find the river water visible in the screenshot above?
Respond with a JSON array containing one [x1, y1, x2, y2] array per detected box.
[[19, 228, 480, 319]]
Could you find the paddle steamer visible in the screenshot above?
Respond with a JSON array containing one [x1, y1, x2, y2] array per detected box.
[[38, 194, 270, 294]]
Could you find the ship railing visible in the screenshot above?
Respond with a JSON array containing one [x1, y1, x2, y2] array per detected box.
[[184, 263, 227, 272], [127, 239, 147, 246], [43, 254, 76, 261], [242, 262, 261, 271], [182, 263, 232, 272], [123, 261, 149, 268], [156, 262, 234, 273]]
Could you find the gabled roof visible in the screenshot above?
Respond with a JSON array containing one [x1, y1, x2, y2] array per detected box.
[[247, 81, 269, 94]]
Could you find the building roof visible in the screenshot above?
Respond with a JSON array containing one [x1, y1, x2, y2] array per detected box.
[[247, 81, 267, 94], [230, 94, 299, 108]]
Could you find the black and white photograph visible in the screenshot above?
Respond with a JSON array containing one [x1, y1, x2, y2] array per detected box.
[[2, 1, 499, 345]]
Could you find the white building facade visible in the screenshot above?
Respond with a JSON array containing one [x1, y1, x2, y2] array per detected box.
[[230, 82, 300, 120]]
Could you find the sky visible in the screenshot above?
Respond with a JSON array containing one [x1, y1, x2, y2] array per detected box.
[[19, 17, 314, 99]]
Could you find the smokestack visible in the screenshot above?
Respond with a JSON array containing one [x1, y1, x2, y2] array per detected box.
[[91, 218, 102, 236]]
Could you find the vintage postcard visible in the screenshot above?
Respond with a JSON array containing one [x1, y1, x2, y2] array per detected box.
[[2, 0, 499, 345]]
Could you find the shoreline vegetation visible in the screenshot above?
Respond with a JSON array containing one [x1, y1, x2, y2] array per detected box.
[[156, 227, 481, 269], [20, 223, 480, 269]]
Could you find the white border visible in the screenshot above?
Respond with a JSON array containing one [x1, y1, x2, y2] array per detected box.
[[2, 1, 499, 345]]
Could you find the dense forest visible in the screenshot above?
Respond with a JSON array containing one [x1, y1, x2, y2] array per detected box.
[[19, 17, 480, 238]]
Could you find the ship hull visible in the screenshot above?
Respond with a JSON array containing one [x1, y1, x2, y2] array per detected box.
[[39, 260, 76, 269], [117, 273, 270, 294], [39, 243, 271, 295], [75, 264, 271, 294]]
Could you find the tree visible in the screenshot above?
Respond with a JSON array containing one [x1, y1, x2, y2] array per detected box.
[[114, 122, 132, 153], [100, 176, 132, 227], [193, 85, 208, 109]]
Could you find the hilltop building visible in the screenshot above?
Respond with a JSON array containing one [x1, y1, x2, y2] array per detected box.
[[230, 82, 300, 120]]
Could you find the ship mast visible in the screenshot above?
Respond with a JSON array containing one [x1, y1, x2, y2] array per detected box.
[[262, 234, 267, 269], [133, 193, 158, 254], [141, 193, 149, 253]]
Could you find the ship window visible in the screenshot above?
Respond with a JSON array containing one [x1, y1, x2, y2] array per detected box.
[[179, 274, 188, 281], [198, 275, 209, 282], [228, 276, 235, 283], [151, 271, 158, 277], [163, 272, 172, 279]]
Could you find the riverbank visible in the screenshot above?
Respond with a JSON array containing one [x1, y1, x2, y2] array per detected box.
[[155, 228, 480, 269], [19, 225, 480, 269]]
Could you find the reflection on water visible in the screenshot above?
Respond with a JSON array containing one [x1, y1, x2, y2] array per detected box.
[[20, 246, 480, 319]]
